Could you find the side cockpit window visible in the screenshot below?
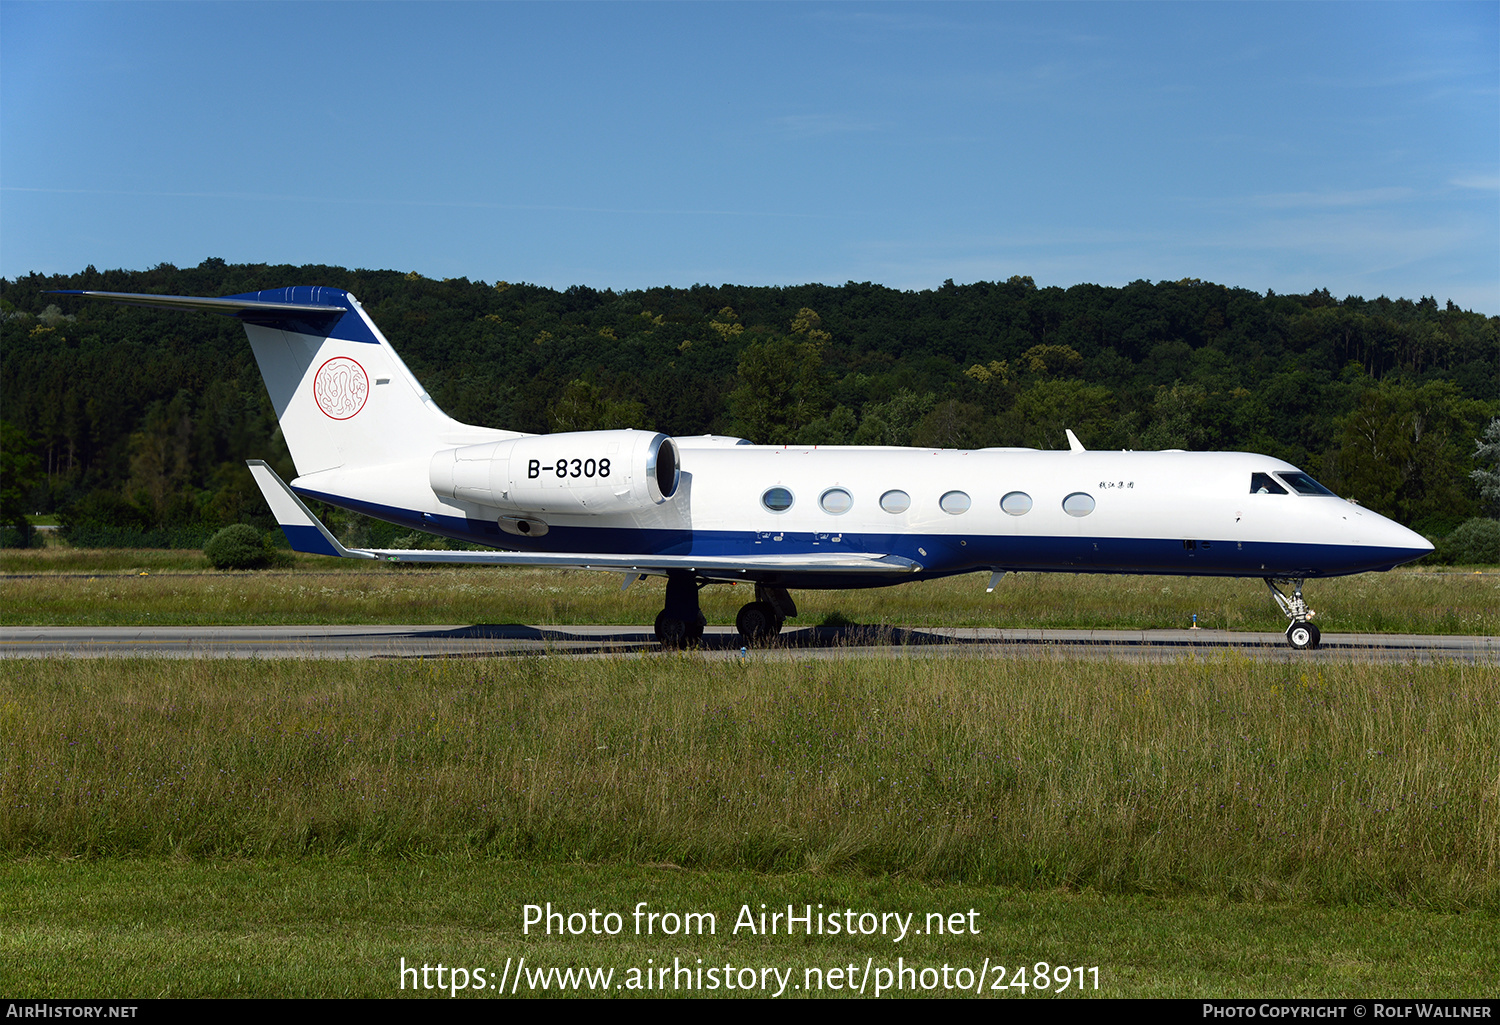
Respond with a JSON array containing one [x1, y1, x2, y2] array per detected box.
[[1277, 471, 1336, 497], [1250, 472, 1288, 495]]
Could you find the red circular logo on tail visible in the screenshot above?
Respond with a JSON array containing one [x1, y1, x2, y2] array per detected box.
[[312, 357, 370, 420]]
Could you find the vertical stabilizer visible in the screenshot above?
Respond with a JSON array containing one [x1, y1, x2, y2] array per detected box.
[[55, 286, 498, 478], [231, 287, 455, 475]]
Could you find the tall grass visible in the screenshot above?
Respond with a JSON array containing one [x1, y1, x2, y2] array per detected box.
[[3, 563, 1498, 633], [3, 655, 1494, 908]]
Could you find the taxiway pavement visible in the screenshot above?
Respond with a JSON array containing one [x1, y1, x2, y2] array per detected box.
[[2, 624, 1495, 662]]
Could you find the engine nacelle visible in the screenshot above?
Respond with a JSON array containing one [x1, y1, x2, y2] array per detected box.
[[429, 430, 679, 516]]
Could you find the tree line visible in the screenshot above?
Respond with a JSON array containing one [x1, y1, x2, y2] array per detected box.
[[2, 259, 1495, 547]]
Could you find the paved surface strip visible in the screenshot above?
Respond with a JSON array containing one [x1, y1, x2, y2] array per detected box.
[[2, 625, 1495, 661]]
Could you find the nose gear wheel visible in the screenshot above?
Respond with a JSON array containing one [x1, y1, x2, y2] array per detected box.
[[1265, 578, 1319, 650]]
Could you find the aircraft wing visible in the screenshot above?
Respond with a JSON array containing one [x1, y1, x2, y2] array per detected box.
[[247, 461, 922, 577]]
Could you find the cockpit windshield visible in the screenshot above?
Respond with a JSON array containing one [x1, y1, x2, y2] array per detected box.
[[1276, 471, 1337, 497], [1250, 472, 1288, 494]]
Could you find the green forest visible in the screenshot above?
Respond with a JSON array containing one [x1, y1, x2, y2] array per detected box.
[[2, 259, 1497, 554]]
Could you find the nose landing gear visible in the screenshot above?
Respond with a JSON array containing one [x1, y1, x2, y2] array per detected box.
[[1265, 578, 1320, 650]]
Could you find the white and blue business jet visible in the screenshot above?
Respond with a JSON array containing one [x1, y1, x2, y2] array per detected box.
[[60, 286, 1434, 650]]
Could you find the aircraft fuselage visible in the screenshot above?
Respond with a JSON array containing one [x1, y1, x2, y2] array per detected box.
[[292, 445, 1430, 589]]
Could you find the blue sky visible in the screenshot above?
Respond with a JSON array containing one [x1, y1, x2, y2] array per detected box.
[[3, 1, 1496, 312]]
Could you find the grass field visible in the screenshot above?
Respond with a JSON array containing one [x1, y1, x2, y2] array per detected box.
[[3, 653, 1497, 997], [5, 860, 1495, 998], [3, 653, 1496, 997], [3, 547, 1497, 635], [3, 551, 1496, 998], [7, 655, 1494, 902]]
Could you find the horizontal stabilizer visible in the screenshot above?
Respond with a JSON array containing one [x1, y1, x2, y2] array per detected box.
[[51, 289, 347, 316], [51, 287, 369, 346], [50, 286, 348, 322]]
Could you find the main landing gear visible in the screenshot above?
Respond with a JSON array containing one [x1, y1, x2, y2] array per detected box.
[[651, 575, 797, 649], [734, 584, 796, 645], [653, 571, 707, 649], [1265, 577, 1320, 650]]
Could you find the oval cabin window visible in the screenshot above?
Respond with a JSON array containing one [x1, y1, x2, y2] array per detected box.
[[1062, 492, 1095, 517], [939, 491, 971, 515], [761, 487, 794, 513], [879, 490, 911, 514], [1000, 491, 1033, 516], [819, 488, 853, 515]]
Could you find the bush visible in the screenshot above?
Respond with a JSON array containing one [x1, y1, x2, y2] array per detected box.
[[0, 524, 35, 548], [1427, 518, 1500, 566], [204, 524, 276, 570], [60, 491, 153, 537]]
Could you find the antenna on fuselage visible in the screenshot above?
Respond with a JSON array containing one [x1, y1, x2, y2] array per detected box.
[[1065, 429, 1086, 453]]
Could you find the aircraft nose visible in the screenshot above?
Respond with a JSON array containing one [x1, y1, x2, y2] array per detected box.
[[1368, 510, 1434, 564]]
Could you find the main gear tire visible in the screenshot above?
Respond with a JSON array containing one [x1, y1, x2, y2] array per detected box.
[[736, 601, 779, 645], [655, 611, 689, 649]]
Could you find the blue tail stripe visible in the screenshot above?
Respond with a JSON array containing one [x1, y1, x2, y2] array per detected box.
[[280, 524, 343, 558], [224, 287, 379, 344]]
